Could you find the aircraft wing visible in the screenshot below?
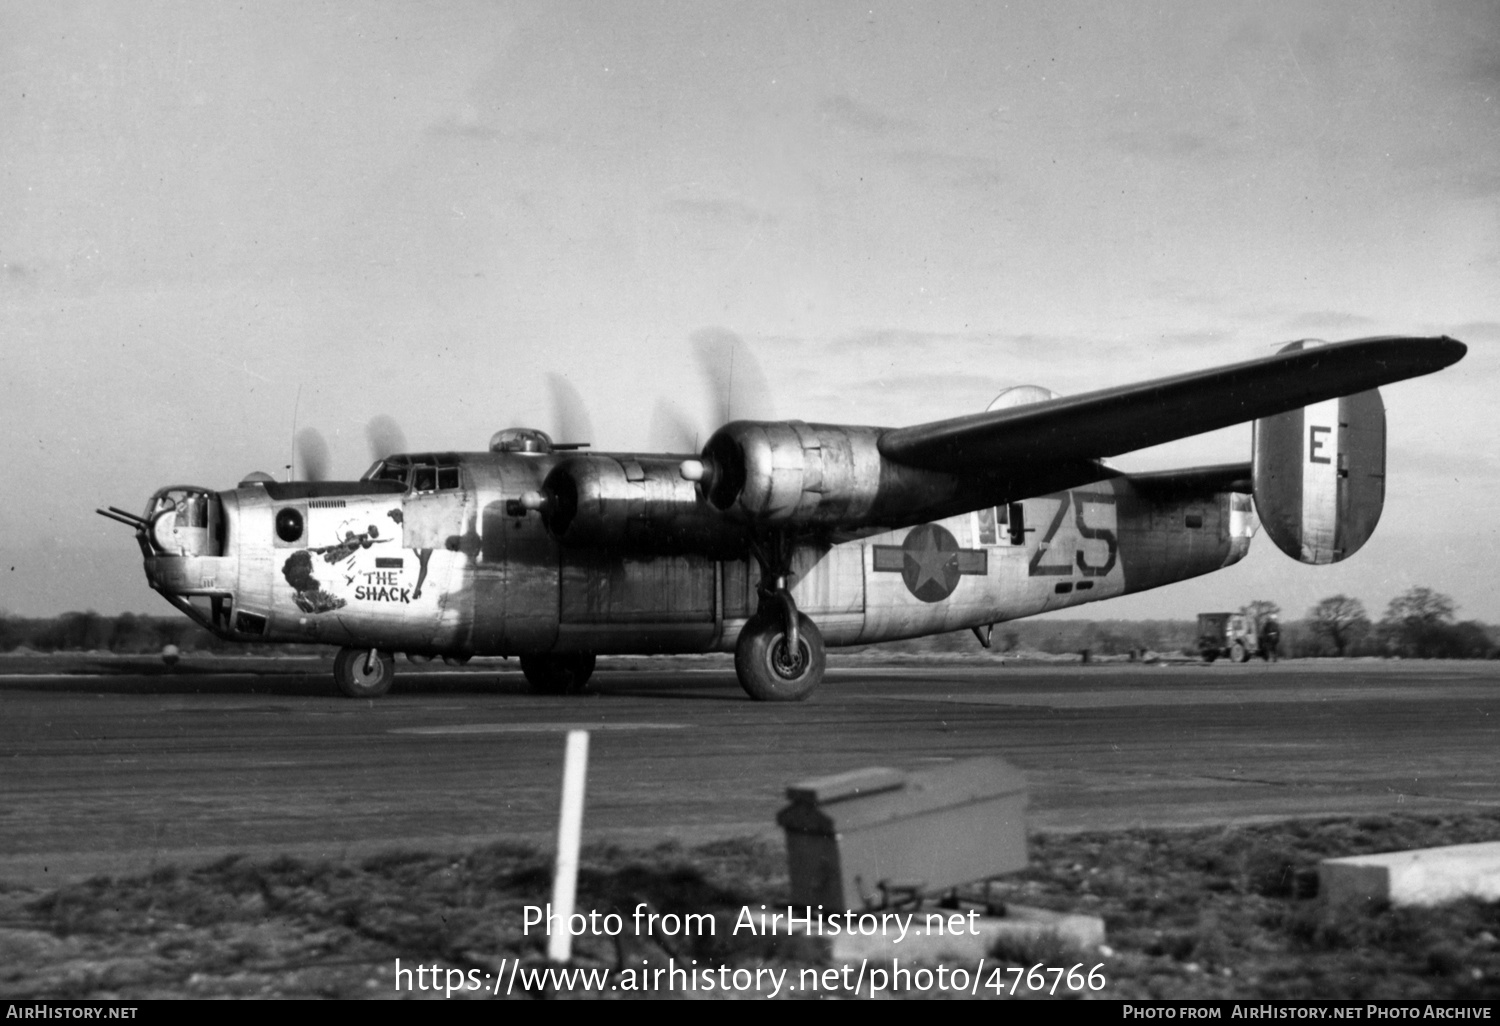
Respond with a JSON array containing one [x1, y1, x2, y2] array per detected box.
[[877, 336, 1465, 473], [537, 335, 1463, 550]]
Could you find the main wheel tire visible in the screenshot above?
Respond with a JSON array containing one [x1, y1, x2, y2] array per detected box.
[[520, 653, 596, 695], [735, 611, 824, 702], [1201, 648, 1218, 664], [1231, 642, 1251, 663], [334, 647, 395, 698]]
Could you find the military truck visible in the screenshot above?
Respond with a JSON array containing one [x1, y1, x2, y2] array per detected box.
[[1196, 612, 1258, 663]]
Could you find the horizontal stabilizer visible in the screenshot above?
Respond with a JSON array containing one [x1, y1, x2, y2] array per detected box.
[[1124, 462, 1253, 496]]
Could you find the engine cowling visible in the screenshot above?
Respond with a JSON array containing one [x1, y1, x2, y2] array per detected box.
[[1252, 341, 1386, 564], [693, 419, 1008, 530], [539, 454, 749, 556], [699, 420, 887, 525]]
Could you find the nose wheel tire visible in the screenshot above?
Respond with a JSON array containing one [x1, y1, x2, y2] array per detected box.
[[735, 611, 824, 702], [334, 647, 396, 698], [521, 653, 596, 695]]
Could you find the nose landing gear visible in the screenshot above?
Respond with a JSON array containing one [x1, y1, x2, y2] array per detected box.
[[334, 647, 396, 698]]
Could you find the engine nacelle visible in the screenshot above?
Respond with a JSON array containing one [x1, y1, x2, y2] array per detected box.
[[700, 421, 888, 525], [540, 454, 749, 556], [1252, 342, 1386, 564]]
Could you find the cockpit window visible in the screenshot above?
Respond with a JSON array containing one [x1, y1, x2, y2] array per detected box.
[[371, 461, 408, 484], [362, 455, 462, 493]]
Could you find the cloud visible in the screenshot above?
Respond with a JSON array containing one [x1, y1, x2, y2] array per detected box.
[[427, 122, 558, 146], [1389, 442, 1500, 483], [1427, 2, 1500, 90], [819, 328, 1013, 358], [816, 95, 920, 137], [818, 327, 1231, 364], [2, 262, 38, 291], [425, 96, 564, 145], [1461, 42, 1500, 89], [653, 191, 779, 265], [426, 109, 560, 147], [837, 369, 1014, 399], [1450, 321, 1500, 342], [661, 195, 777, 229], [886, 147, 1012, 190], [1104, 109, 1249, 163], [1282, 311, 1378, 335], [1448, 166, 1500, 200]]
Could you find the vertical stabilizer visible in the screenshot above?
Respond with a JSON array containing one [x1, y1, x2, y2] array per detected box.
[[1252, 340, 1386, 564]]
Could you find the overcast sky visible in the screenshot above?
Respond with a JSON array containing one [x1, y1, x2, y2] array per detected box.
[[3, 1, 1496, 624]]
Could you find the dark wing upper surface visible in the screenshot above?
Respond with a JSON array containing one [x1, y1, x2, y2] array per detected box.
[[877, 336, 1465, 473]]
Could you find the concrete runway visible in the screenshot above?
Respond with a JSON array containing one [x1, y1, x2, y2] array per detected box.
[[3, 657, 1498, 886]]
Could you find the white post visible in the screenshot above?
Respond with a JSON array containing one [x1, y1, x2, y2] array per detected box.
[[548, 729, 589, 963]]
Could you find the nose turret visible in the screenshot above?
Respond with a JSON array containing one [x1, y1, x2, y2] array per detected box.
[[143, 487, 221, 558]]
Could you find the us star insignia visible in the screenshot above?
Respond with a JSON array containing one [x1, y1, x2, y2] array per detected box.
[[873, 524, 987, 602]]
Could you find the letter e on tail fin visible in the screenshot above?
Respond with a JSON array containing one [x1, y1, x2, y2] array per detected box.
[[1252, 341, 1386, 564]]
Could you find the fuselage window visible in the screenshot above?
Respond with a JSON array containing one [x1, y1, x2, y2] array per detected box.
[[976, 506, 998, 545], [275, 507, 305, 543]]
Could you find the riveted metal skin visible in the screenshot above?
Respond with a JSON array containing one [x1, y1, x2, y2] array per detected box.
[[541, 453, 751, 558], [135, 455, 1259, 664], [703, 421, 886, 524], [699, 419, 1069, 532]]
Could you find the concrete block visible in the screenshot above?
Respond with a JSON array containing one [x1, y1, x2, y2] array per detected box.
[[778, 758, 1028, 911], [1320, 841, 1500, 908]]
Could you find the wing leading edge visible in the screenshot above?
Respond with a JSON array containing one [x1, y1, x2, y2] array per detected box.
[[877, 336, 1465, 473]]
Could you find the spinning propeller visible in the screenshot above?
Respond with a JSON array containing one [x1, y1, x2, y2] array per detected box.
[[294, 427, 331, 482], [365, 414, 408, 463], [282, 415, 411, 482]]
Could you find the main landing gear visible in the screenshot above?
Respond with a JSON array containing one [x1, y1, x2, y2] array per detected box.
[[334, 646, 396, 698], [520, 653, 597, 695], [735, 537, 826, 702]]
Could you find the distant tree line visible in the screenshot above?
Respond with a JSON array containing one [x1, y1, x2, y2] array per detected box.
[[1, 612, 249, 654], [1297, 586, 1496, 659], [1218, 587, 1495, 659], [846, 584, 1497, 660], [2, 585, 1494, 658]]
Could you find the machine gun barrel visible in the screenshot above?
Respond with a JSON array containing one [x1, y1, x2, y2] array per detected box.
[[97, 507, 147, 529]]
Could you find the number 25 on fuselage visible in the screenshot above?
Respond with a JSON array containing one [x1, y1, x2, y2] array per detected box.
[[99, 336, 1464, 701]]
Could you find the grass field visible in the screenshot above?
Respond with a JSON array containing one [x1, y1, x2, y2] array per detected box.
[[3, 812, 1499, 999]]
